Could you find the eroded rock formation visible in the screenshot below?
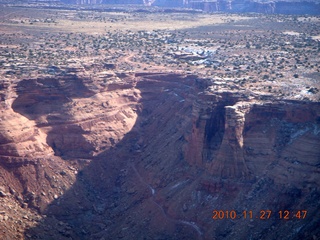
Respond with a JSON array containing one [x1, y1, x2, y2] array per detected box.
[[186, 95, 320, 182], [1, 67, 318, 239]]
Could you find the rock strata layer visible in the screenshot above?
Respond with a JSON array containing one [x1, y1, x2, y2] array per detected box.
[[1, 69, 318, 239]]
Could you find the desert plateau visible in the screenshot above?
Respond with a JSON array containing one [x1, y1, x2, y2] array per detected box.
[[0, 0, 319, 239]]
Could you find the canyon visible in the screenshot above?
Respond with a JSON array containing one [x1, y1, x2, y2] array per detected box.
[[0, 4, 320, 240], [2, 69, 319, 240]]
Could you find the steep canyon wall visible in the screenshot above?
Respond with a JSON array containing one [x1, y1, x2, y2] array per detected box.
[[55, 0, 320, 15], [1, 72, 318, 239]]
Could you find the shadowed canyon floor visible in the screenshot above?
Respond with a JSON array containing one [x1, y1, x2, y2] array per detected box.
[[0, 5, 320, 240]]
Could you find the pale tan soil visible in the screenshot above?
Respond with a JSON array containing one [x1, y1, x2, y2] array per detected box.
[[0, 5, 319, 240]]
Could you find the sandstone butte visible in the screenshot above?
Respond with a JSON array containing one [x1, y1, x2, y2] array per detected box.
[[0, 5, 319, 240]]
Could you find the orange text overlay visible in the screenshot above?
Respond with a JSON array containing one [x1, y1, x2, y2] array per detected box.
[[212, 210, 307, 220]]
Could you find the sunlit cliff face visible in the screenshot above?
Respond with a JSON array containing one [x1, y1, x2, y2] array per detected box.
[[11, 75, 141, 159], [59, 0, 320, 15], [2, 71, 318, 240]]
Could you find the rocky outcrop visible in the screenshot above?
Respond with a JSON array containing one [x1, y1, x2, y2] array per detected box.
[[209, 102, 251, 178], [185, 92, 320, 181], [10, 74, 140, 159], [55, 0, 319, 15], [246, 1, 276, 14], [235, 0, 320, 14], [0, 70, 141, 238], [0, 68, 318, 239], [187, 0, 319, 14]]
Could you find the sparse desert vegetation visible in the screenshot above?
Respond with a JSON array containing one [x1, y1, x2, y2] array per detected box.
[[0, 4, 319, 240], [0, 6, 319, 101]]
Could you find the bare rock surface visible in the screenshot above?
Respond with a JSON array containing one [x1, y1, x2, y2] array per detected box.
[[2, 70, 315, 240], [0, 5, 319, 240]]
